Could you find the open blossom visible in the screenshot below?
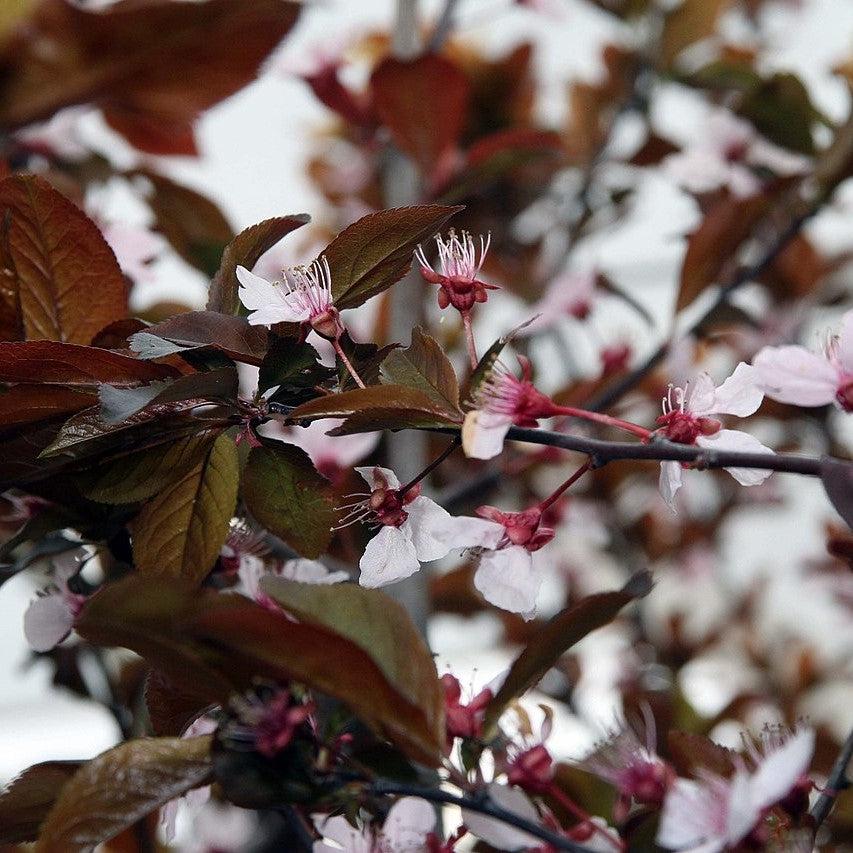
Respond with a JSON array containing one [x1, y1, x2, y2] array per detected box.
[[415, 230, 497, 314], [655, 364, 773, 509], [663, 109, 807, 198], [24, 551, 88, 652], [237, 256, 344, 340], [470, 505, 554, 618], [348, 467, 501, 588], [313, 797, 437, 853], [656, 727, 815, 852], [101, 222, 165, 283], [752, 310, 853, 411], [581, 717, 675, 823], [462, 357, 556, 460], [278, 418, 380, 482]]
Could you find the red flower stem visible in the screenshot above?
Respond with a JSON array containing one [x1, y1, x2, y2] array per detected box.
[[551, 405, 651, 440], [333, 338, 367, 389], [399, 437, 461, 497], [462, 311, 479, 370], [538, 460, 591, 513], [547, 782, 626, 852]]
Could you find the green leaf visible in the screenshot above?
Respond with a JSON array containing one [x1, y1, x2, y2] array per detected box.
[[482, 573, 652, 735], [98, 366, 238, 424], [260, 577, 444, 734], [132, 433, 239, 585], [258, 336, 332, 399], [34, 736, 212, 853], [242, 444, 334, 559], [0, 175, 127, 344], [207, 215, 310, 315], [0, 760, 82, 843], [130, 311, 269, 366], [79, 431, 218, 504], [324, 205, 463, 310], [380, 326, 461, 416]]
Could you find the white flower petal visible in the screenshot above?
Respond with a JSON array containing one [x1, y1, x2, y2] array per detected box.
[[445, 515, 505, 550], [725, 770, 760, 845], [281, 559, 349, 584], [236, 265, 310, 325], [753, 345, 839, 407], [657, 778, 726, 853], [463, 784, 542, 851], [711, 362, 764, 417], [358, 525, 420, 588], [355, 465, 401, 490], [473, 546, 541, 617], [52, 550, 83, 585], [462, 410, 512, 460], [23, 593, 75, 652], [404, 496, 457, 562], [749, 728, 815, 813], [659, 461, 683, 511], [697, 430, 774, 486], [312, 815, 372, 853], [685, 373, 717, 416], [380, 797, 436, 849]]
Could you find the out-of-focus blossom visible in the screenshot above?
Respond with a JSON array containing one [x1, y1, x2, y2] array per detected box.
[[350, 466, 501, 588], [15, 108, 90, 161], [313, 797, 437, 853], [237, 553, 348, 609], [753, 310, 853, 411], [581, 716, 675, 823], [463, 357, 556, 460], [656, 727, 815, 852], [471, 505, 554, 618], [23, 551, 88, 652], [655, 364, 773, 509], [515, 0, 569, 18], [102, 222, 165, 282], [278, 419, 380, 482], [159, 715, 218, 843], [415, 230, 497, 314], [520, 270, 599, 334], [461, 783, 543, 851], [663, 109, 808, 198], [238, 256, 344, 340]]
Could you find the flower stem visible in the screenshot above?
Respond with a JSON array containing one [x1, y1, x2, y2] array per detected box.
[[462, 311, 479, 370], [547, 782, 626, 852], [333, 338, 367, 389], [538, 460, 591, 513], [552, 405, 651, 440], [399, 437, 461, 497]]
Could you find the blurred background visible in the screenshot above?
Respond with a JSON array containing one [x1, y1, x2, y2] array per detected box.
[[1, 0, 853, 847]]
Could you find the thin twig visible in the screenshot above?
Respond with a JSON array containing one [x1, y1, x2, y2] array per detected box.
[[369, 779, 596, 852], [809, 725, 853, 829], [428, 0, 460, 52]]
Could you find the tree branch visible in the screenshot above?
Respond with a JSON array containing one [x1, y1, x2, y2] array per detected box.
[[809, 725, 853, 830], [368, 779, 597, 852]]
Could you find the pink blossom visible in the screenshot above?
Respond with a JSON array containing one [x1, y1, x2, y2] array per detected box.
[[470, 506, 554, 618], [102, 222, 165, 282], [655, 364, 773, 510], [279, 418, 380, 482], [415, 230, 497, 314], [313, 797, 437, 853], [237, 256, 344, 340], [581, 717, 675, 823], [442, 672, 493, 746], [462, 357, 556, 460], [350, 466, 501, 588], [752, 310, 853, 411], [23, 551, 88, 652], [663, 109, 808, 199], [520, 270, 599, 334], [656, 727, 815, 852]]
